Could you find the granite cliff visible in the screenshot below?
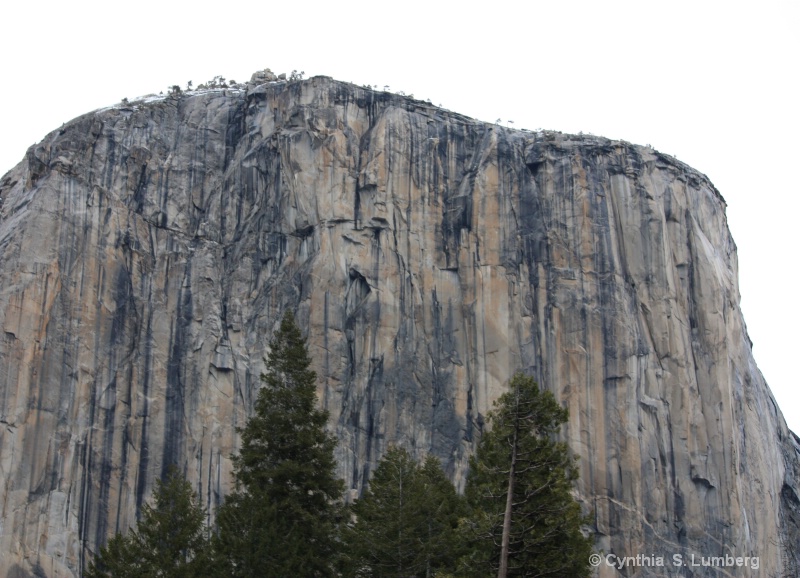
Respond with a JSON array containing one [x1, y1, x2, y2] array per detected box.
[[0, 74, 797, 577]]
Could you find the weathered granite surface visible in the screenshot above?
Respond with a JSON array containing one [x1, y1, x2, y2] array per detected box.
[[0, 75, 797, 576]]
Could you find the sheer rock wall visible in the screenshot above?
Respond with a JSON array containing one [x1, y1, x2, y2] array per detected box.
[[0, 76, 797, 576]]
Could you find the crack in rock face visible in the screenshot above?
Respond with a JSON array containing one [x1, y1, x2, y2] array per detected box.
[[0, 75, 797, 577]]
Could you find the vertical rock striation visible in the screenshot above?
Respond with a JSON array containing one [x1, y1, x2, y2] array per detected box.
[[0, 76, 796, 576]]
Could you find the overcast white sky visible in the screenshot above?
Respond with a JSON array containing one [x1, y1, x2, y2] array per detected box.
[[1, 0, 797, 432]]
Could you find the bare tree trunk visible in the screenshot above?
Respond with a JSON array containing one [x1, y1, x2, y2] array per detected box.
[[498, 384, 520, 578]]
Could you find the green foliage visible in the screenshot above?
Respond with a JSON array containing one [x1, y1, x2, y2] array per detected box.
[[415, 455, 466, 575], [343, 447, 464, 577], [86, 468, 210, 578], [86, 532, 138, 578], [86, 326, 592, 577], [461, 373, 593, 578], [214, 310, 343, 577]]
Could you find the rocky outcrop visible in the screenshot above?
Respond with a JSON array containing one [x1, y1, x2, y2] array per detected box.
[[0, 76, 796, 577]]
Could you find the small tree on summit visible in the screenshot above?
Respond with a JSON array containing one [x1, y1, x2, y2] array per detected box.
[[213, 310, 343, 577]]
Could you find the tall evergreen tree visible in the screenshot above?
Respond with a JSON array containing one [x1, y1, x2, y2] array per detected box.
[[214, 310, 343, 577], [415, 454, 465, 576], [461, 373, 593, 578], [86, 467, 210, 578], [344, 447, 463, 577]]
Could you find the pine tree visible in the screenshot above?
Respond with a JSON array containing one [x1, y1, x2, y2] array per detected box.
[[85, 533, 139, 578], [214, 310, 343, 577], [86, 468, 210, 578], [461, 373, 593, 578], [344, 447, 463, 577], [346, 447, 421, 577], [415, 455, 465, 576]]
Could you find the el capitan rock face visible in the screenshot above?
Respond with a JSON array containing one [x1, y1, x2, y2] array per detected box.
[[0, 75, 797, 577]]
